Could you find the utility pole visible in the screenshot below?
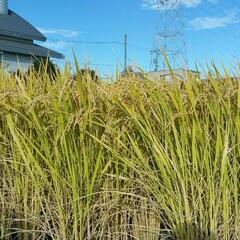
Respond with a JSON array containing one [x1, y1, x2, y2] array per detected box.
[[124, 33, 128, 74]]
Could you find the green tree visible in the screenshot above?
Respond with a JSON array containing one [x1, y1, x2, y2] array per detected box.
[[28, 58, 60, 79]]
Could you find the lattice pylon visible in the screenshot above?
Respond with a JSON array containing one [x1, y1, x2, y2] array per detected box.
[[150, 0, 187, 71]]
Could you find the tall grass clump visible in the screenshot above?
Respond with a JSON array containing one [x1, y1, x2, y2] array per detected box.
[[0, 63, 239, 240]]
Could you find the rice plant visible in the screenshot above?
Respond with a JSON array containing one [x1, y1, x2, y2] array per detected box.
[[0, 63, 239, 239]]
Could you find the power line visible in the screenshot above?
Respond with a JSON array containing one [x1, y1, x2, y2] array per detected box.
[[128, 43, 151, 52], [53, 59, 115, 68], [47, 38, 123, 45], [80, 63, 115, 67], [47, 36, 129, 71]]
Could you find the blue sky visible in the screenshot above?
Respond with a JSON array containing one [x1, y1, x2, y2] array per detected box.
[[9, 0, 240, 76]]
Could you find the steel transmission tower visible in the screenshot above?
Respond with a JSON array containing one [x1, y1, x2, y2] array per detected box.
[[150, 0, 187, 71]]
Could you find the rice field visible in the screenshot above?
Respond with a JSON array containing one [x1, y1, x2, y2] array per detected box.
[[0, 63, 239, 239]]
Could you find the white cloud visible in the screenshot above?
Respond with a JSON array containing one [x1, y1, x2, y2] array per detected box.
[[182, 0, 202, 8], [142, 0, 218, 10], [37, 28, 81, 38], [207, 0, 218, 4], [142, 0, 201, 10], [188, 10, 238, 30], [41, 40, 68, 50]]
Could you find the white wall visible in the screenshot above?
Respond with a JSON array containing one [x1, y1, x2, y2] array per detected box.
[[0, 53, 33, 73], [147, 69, 198, 82]]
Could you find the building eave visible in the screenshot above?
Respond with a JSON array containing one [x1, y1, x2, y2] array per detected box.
[[0, 38, 64, 59]]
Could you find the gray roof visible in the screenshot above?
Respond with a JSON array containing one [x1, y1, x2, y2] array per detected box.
[[0, 10, 46, 41], [0, 38, 64, 59]]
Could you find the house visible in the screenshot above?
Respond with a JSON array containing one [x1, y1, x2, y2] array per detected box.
[[0, 0, 64, 73], [120, 66, 199, 82], [147, 69, 200, 82]]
